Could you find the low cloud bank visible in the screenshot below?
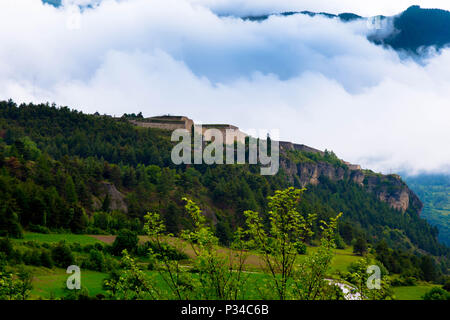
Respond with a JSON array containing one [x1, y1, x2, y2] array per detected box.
[[1, 0, 450, 174]]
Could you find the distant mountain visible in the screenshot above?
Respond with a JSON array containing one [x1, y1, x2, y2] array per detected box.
[[243, 5, 450, 53], [1, 100, 448, 258], [42, 0, 61, 7], [42, 2, 450, 52], [242, 11, 362, 22], [404, 174, 450, 246], [377, 5, 450, 52]]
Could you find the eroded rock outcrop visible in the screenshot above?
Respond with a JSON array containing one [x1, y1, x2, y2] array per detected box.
[[280, 150, 422, 215], [92, 181, 128, 213]]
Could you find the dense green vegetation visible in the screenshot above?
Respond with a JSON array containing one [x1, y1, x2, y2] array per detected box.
[[2, 231, 447, 300], [404, 174, 450, 246], [0, 100, 449, 300], [0, 101, 446, 255]]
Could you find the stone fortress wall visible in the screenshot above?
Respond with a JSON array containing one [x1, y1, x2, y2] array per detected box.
[[131, 116, 247, 144], [199, 124, 247, 144], [129, 115, 361, 170], [129, 116, 194, 131]]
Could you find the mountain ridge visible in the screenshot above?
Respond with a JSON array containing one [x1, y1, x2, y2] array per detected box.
[[2, 101, 446, 257], [128, 114, 422, 216], [242, 5, 450, 53], [41, 1, 450, 52]]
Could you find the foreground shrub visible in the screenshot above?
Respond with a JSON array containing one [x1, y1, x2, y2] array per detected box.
[[111, 229, 138, 256], [51, 241, 75, 268], [137, 241, 188, 261], [422, 287, 450, 300], [0, 238, 13, 257]]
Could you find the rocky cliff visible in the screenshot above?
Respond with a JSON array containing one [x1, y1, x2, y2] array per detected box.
[[92, 181, 128, 213], [279, 144, 423, 215]]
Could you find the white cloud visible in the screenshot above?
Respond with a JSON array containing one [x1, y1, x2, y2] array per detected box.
[[189, 0, 450, 16], [0, 0, 450, 174]]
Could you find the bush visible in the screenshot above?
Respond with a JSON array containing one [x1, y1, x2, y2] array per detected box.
[[403, 276, 417, 286], [41, 243, 50, 249], [69, 242, 82, 253], [28, 224, 50, 234], [422, 287, 450, 300], [94, 242, 104, 251], [334, 234, 346, 250], [23, 241, 41, 249], [294, 242, 307, 255], [40, 250, 54, 268], [104, 256, 120, 272], [62, 286, 91, 300], [22, 248, 43, 266], [353, 237, 368, 256], [111, 229, 138, 256], [137, 241, 188, 260], [391, 276, 417, 287], [82, 244, 95, 253], [51, 241, 75, 268], [0, 238, 13, 257], [85, 226, 108, 235], [443, 278, 450, 292], [87, 249, 105, 272], [0, 207, 23, 239]]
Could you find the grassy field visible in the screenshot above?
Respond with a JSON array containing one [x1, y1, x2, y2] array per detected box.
[[28, 267, 271, 300], [393, 284, 438, 300], [12, 233, 432, 300], [89, 234, 361, 273], [311, 246, 361, 273], [15, 232, 103, 245], [28, 267, 107, 299], [29, 267, 434, 300]]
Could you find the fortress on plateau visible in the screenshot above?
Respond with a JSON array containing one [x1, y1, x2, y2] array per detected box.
[[128, 114, 361, 171], [129, 115, 248, 144], [118, 113, 417, 213]]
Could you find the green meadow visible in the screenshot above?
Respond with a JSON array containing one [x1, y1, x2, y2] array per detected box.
[[8, 232, 435, 300], [14, 233, 103, 245], [30, 267, 107, 299], [393, 284, 442, 300]]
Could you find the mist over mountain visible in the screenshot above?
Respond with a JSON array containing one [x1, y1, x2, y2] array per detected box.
[[42, 1, 450, 53], [2, 1, 445, 175], [242, 5, 450, 53], [0, 1, 446, 301], [0, 100, 447, 257], [403, 173, 450, 246]]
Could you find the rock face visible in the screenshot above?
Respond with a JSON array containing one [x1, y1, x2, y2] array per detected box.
[[282, 158, 345, 187], [363, 174, 422, 214], [280, 153, 422, 215], [92, 181, 128, 213]]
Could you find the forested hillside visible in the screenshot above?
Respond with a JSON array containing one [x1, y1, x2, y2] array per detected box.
[[380, 6, 450, 52], [404, 174, 450, 246], [0, 100, 447, 262]]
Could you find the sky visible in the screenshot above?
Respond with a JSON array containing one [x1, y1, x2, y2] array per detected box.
[[189, 0, 450, 16], [0, 0, 450, 175]]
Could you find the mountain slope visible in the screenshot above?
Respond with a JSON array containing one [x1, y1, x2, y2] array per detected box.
[[243, 5, 450, 53], [0, 100, 447, 258], [404, 174, 450, 246], [42, 0, 61, 7], [378, 5, 450, 52]]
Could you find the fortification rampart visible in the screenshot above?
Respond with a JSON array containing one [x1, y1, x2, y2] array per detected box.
[[130, 116, 194, 131]]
